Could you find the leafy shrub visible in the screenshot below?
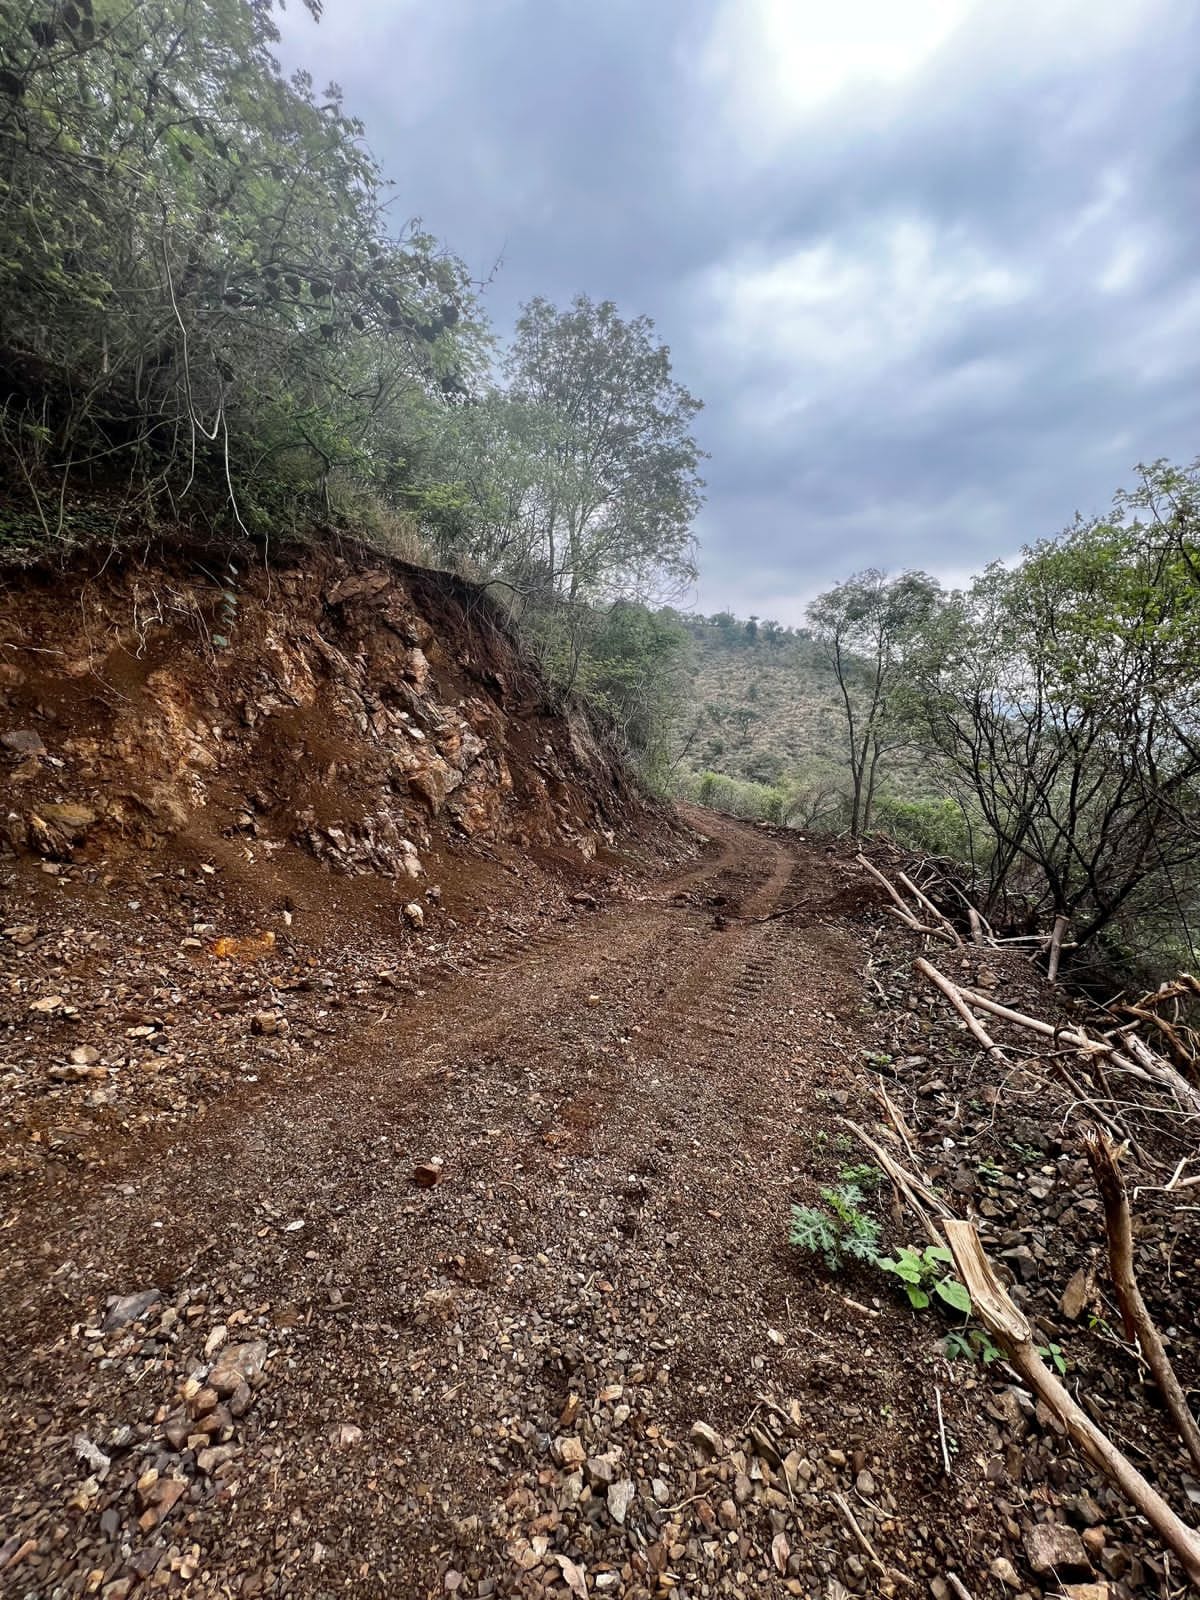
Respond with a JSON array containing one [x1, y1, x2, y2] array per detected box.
[[877, 1244, 971, 1313], [687, 769, 787, 823], [872, 795, 971, 860]]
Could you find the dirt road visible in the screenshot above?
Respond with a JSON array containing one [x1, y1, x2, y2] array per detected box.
[[0, 816, 1001, 1596]]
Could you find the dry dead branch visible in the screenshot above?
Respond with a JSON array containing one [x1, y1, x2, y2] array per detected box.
[[1082, 1125, 1200, 1475], [897, 870, 962, 945], [914, 958, 1007, 1067], [945, 984, 1200, 1120], [841, 1117, 949, 1249], [856, 854, 958, 945], [1118, 975, 1200, 1076], [840, 1116, 1200, 1586], [1047, 913, 1069, 983], [943, 1219, 1200, 1589], [872, 1082, 921, 1164], [831, 1489, 914, 1589]]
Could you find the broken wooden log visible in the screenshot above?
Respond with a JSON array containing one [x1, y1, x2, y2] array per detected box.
[[856, 853, 958, 945], [914, 958, 1007, 1067], [1047, 913, 1069, 983], [943, 1218, 1200, 1589], [1082, 1124, 1200, 1476], [897, 870, 962, 946]]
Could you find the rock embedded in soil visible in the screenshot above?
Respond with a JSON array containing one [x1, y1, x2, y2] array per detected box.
[[101, 1288, 163, 1332], [1, 729, 46, 755], [689, 1421, 723, 1456], [208, 1339, 269, 1396], [607, 1479, 635, 1524], [553, 1435, 587, 1469], [1023, 1520, 1091, 1575]]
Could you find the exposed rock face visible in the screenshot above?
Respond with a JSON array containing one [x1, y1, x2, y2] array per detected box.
[[0, 549, 650, 876]]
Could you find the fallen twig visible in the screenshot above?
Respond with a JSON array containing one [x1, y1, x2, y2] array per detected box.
[[841, 1117, 949, 1249], [832, 1489, 915, 1589], [873, 1082, 920, 1164], [944, 983, 1200, 1119], [943, 1218, 1200, 1589], [1082, 1124, 1200, 1476], [897, 870, 962, 945], [933, 1383, 951, 1477], [838, 1292, 880, 1318]]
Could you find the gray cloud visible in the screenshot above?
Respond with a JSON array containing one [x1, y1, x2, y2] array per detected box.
[[279, 0, 1200, 623]]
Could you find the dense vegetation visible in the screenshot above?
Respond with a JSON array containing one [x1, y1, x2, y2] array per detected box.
[[0, 0, 702, 772], [667, 610, 943, 831], [679, 462, 1200, 979]]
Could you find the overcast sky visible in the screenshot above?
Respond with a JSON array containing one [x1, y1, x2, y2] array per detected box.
[[279, 0, 1200, 623]]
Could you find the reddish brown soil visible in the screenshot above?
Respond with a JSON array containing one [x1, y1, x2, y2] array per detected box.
[[0, 812, 992, 1598]]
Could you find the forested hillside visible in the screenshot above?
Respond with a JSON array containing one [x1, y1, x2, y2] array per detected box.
[[665, 465, 1200, 989], [668, 611, 945, 834], [676, 615, 839, 785], [0, 0, 704, 786]]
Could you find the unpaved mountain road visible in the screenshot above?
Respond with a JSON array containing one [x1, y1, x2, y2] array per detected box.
[[2, 815, 996, 1598]]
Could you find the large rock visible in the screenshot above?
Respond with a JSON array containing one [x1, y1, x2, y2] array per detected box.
[[209, 1339, 269, 1396], [2, 729, 46, 755], [1023, 1521, 1091, 1575], [102, 1288, 163, 1333]]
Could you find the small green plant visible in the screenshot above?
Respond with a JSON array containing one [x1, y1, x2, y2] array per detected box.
[[877, 1244, 972, 1314], [838, 1162, 884, 1192], [1038, 1341, 1069, 1376], [1086, 1311, 1120, 1344], [1007, 1140, 1043, 1166], [944, 1328, 1002, 1366], [789, 1184, 882, 1271]]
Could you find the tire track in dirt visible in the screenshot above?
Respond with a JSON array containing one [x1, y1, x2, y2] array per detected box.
[[0, 814, 900, 1600]]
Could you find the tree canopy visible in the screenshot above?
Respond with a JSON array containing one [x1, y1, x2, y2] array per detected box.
[[808, 568, 943, 834], [0, 0, 483, 541], [0, 2, 704, 625]]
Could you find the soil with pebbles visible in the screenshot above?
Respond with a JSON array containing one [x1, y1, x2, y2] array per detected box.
[[1, 810, 1197, 1600]]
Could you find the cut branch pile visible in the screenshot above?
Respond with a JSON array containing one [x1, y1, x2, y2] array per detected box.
[[858, 852, 1200, 1124], [853, 851, 1200, 1591], [842, 1117, 1200, 1590], [855, 853, 961, 946]]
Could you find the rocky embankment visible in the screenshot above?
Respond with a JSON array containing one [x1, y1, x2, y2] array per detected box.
[[0, 547, 684, 1181]]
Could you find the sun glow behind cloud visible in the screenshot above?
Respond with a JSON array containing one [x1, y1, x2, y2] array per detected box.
[[696, 0, 971, 152]]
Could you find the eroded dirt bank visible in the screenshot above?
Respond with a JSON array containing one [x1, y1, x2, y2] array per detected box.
[[2, 558, 1197, 1600]]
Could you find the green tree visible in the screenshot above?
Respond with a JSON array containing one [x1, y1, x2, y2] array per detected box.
[[503, 295, 705, 603], [0, 0, 480, 544], [911, 489, 1200, 952], [808, 569, 943, 834]]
